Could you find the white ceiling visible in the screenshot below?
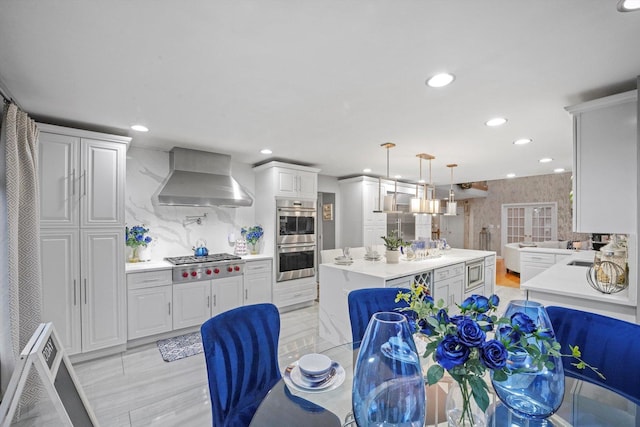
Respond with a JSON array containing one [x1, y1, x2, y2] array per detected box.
[[1, 1, 639, 185]]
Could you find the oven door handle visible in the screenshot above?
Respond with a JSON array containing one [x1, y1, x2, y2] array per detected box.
[[277, 244, 316, 251]]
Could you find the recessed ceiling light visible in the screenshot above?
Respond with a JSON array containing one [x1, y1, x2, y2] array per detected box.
[[506, 173, 516, 178], [539, 158, 553, 163], [485, 117, 507, 127], [617, 0, 640, 11], [513, 138, 533, 145], [130, 124, 148, 132], [426, 73, 455, 88], [554, 168, 566, 173], [260, 148, 272, 154], [363, 168, 372, 173]]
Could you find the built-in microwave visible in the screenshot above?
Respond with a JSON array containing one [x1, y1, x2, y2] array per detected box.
[[277, 199, 316, 244], [465, 259, 484, 290]]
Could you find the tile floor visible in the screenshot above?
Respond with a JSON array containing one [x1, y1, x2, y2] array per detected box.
[[11, 285, 524, 426]]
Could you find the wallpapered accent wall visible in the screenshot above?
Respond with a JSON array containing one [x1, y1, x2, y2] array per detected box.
[[466, 172, 590, 255]]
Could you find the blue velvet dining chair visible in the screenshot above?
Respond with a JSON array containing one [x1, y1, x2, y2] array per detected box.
[[547, 305, 640, 406], [348, 287, 410, 348], [201, 303, 282, 427]]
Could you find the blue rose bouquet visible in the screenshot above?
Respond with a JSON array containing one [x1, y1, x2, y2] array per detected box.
[[125, 225, 152, 248], [395, 284, 601, 426]]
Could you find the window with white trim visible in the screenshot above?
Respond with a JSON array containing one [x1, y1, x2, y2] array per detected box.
[[501, 202, 557, 244]]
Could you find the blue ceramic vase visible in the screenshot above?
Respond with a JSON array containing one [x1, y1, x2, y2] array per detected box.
[[491, 300, 565, 419], [352, 311, 426, 426]]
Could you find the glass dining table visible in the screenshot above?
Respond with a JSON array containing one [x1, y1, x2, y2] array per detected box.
[[249, 342, 640, 427]]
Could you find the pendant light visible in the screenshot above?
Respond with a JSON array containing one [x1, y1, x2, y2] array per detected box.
[[444, 164, 458, 216], [374, 142, 401, 213], [410, 154, 427, 213], [422, 154, 440, 214]]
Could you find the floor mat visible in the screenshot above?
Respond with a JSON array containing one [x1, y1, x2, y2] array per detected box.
[[157, 332, 203, 362]]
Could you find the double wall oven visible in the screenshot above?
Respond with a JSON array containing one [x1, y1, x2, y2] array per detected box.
[[276, 199, 316, 282]]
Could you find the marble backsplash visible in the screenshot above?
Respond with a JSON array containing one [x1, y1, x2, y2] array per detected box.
[[125, 147, 257, 261]]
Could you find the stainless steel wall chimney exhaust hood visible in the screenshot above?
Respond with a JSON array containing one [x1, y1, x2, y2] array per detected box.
[[157, 147, 253, 207]]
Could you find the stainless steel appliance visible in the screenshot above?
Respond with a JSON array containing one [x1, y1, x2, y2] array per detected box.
[[277, 199, 316, 244], [465, 259, 485, 291], [165, 253, 244, 282], [276, 199, 317, 282]]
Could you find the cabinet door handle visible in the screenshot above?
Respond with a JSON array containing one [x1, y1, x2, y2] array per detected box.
[[84, 279, 87, 304], [213, 295, 216, 306], [73, 279, 77, 305], [207, 296, 210, 308], [245, 289, 248, 300], [83, 170, 87, 196], [168, 302, 171, 315], [71, 169, 76, 195]]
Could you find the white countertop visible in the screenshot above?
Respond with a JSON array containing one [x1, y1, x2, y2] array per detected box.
[[521, 251, 635, 307], [320, 249, 495, 280], [519, 246, 575, 256], [125, 254, 273, 273]]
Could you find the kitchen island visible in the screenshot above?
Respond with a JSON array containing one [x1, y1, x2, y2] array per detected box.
[[521, 250, 637, 323], [319, 249, 496, 345]]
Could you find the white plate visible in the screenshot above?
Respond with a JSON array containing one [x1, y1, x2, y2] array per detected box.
[[283, 361, 346, 393]]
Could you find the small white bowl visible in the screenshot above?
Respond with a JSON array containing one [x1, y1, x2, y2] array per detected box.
[[298, 353, 332, 377]]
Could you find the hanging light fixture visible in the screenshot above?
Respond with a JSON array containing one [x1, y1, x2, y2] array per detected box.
[[410, 154, 426, 213], [422, 154, 441, 214], [444, 164, 458, 216], [373, 142, 401, 213]]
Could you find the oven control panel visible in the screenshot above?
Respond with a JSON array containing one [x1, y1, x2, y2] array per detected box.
[[172, 261, 244, 283]]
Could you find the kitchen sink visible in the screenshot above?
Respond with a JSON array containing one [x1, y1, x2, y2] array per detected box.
[[566, 260, 593, 267]]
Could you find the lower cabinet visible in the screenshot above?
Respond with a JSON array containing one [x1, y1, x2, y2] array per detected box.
[[41, 228, 126, 355], [243, 259, 273, 305], [173, 281, 211, 330], [127, 270, 249, 340], [433, 263, 464, 310], [128, 285, 173, 340], [520, 252, 571, 283], [211, 276, 243, 316]]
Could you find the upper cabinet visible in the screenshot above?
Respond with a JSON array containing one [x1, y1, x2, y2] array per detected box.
[[38, 124, 129, 228], [566, 90, 638, 233], [339, 176, 387, 248], [254, 162, 320, 200]]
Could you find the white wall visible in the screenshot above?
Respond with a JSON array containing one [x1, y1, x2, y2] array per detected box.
[[125, 147, 256, 260]]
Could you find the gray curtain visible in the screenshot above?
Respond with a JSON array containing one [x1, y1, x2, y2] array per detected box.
[[0, 102, 41, 401]]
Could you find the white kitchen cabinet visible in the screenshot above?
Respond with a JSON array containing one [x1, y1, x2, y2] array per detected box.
[[275, 167, 318, 199], [127, 269, 173, 339], [520, 251, 572, 284], [81, 230, 127, 352], [38, 124, 128, 228], [212, 275, 243, 316], [40, 229, 81, 354], [566, 90, 637, 234], [173, 281, 212, 330], [339, 176, 387, 248], [38, 123, 130, 357], [433, 263, 464, 310], [484, 255, 496, 295], [128, 286, 173, 340], [41, 225, 127, 355], [243, 259, 272, 305]]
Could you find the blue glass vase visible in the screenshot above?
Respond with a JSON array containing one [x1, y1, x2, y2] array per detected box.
[[352, 311, 426, 427], [491, 300, 565, 419]]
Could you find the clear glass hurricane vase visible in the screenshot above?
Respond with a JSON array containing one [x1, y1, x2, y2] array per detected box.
[[446, 380, 486, 427], [352, 312, 426, 427], [491, 300, 565, 419]]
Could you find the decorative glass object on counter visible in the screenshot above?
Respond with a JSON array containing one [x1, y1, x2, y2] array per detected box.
[[589, 234, 628, 294], [235, 239, 248, 256]]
